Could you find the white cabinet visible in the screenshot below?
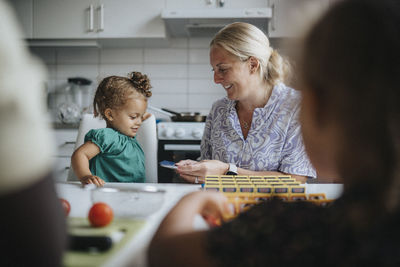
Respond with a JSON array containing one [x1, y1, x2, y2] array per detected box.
[[166, 0, 268, 9], [98, 0, 165, 38], [8, 0, 33, 38], [268, 0, 329, 38], [52, 129, 78, 182], [33, 0, 98, 39], [33, 0, 165, 39]]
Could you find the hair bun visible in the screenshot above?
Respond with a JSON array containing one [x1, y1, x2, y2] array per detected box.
[[128, 71, 152, 97]]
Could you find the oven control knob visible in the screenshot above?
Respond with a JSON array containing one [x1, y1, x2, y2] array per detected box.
[[163, 128, 174, 138], [192, 128, 203, 139], [174, 128, 185, 138]]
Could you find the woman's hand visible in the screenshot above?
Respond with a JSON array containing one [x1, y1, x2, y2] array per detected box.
[[176, 160, 229, 183], [79, 175, 105, 187]]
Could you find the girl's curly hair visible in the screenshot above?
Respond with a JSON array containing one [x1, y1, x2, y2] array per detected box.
[[93, 71, 152, 119]]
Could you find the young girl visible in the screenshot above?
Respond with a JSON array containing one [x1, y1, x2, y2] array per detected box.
[[71, 72, 152, 187]]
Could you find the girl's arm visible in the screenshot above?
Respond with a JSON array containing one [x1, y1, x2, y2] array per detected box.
[[71, 141, 104, 187], [148, 191, 229, 267]]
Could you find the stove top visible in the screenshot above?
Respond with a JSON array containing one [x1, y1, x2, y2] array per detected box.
[[157, 122, 205, 140]]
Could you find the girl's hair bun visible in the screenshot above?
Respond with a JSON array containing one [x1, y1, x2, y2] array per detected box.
[[129, 71, 152, 97]]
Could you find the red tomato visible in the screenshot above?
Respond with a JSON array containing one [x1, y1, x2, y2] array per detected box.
[[88, 202, 113, 227], [60, 198, 71, 216]]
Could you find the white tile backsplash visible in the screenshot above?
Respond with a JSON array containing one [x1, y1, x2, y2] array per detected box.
[[30, 47, 56, 64], [144, 48, 188, 64], [189, 49, 210, 64], [99, 64, 143, 78], [45, 64, 57, 80], [56, 64, 99, 80], [189, 37, 213, 49], [149, 94, 188, 110], [151, 79, 188, 94], [36, 38, 284, 120], [144, 64, 187, 79], [56, 48, 99, 64], [188, 93, 225, 110], [100, 48, 144, 64], [188, 79, 222, 94], [188, 64, 212, 78]]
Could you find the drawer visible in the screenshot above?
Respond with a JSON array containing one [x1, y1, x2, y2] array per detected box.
[[53, 156, 71, 182], [53, 129, 78, 156]]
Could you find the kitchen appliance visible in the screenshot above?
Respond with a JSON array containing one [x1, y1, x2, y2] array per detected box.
[[157, 121, 205, 183], [55, 77, 93, 123], [161, 7, 272, 37], [67, 77, 93, 113], [161, 108, 206, 122]]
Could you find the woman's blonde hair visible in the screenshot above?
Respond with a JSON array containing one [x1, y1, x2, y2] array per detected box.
[[93, 71, 152, 120], [210, 22, 291, 87]]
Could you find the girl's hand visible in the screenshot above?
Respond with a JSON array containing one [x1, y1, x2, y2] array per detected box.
[[176, 160, 229, 183], [80, 175, 105, 187]]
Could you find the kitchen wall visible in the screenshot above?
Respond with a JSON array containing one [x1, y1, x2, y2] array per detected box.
[[31, 37, 289, 122]]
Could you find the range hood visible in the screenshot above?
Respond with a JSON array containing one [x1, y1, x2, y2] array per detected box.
[[161, 8, 272, 37]]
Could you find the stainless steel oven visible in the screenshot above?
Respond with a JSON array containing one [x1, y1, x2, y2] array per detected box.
[[157, 122, 205, 183]]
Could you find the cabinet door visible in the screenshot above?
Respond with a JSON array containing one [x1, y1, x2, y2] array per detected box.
[[166, 0, 267, 9], [53, 129, 78, 157], [8, 0, 33, 38], [98, 0, 166, 38], [268, 0, 328, 38], [53, 157, 72, 182], [33, 0, 99, 38]]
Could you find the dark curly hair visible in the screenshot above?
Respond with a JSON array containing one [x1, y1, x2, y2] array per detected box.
[[93, 71, 152, 119]]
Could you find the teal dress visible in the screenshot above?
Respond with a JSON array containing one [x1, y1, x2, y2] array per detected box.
[[85, 128, 145, 183]]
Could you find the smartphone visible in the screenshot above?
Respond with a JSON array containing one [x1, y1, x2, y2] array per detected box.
[[159, 160, 178, 169]]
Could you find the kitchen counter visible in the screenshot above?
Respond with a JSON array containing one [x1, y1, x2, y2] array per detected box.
[[56, 182, 344, 267], [52, 122, 80, 129]]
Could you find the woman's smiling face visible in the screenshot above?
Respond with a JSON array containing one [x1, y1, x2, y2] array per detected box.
[[210, 45, 252, 101]]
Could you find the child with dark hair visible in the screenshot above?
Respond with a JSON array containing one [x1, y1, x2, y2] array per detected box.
[[71, 72, 152, 186]]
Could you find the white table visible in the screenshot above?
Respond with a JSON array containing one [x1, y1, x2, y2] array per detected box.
[[56, 182, 343, 267]]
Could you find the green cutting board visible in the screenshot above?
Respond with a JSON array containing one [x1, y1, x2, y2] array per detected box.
[[63, 217, 146, 267]]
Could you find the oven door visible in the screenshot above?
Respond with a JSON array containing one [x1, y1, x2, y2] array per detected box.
[[158, 140, 201, 183]]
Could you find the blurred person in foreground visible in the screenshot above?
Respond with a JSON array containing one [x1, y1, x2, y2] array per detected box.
[[149, 0, 400, 266], [0, 1, 66, 266]]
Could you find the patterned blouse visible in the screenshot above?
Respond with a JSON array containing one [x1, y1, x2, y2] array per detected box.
[[200, 83, 316, 177]]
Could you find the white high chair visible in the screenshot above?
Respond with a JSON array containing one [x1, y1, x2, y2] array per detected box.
[[67, 113, 158, 183]]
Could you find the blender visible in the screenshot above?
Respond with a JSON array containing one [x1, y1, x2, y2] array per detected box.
[[57, 77, 92, 124]]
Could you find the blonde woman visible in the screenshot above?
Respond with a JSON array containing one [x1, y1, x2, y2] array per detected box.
[[176, 22, 315, 183]]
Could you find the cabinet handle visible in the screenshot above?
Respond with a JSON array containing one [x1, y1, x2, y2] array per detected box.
[[98, 4, 104, 32], [271, 3, 276, 31], [64, 141, 76, 145], [88, 5, 94, 32]]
